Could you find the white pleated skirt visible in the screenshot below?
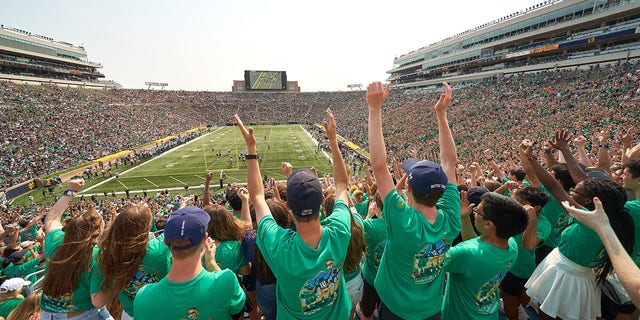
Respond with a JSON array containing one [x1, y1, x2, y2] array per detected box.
[[525, 248, 600, 320]]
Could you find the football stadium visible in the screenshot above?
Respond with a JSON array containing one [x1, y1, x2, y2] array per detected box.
[[1, 0, 640, 319]]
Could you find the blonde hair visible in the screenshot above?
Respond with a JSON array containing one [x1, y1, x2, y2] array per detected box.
[[7, 291, 41, 320]]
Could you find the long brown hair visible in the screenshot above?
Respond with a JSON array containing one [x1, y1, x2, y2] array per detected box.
[[203, 204, 244, 241], [98, 205, 152, 292], [255, 199, 290, 283], [42, 208, 104, 297], [343, 213, 366, 274], [324, 198, 366, 273]]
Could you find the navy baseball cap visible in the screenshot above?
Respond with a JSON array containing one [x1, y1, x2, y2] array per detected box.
[[164, 206, 210, 250], [7, 249, 27, 263], [286, 169, 323, 217], [467, 186, 489, 205], [402, 158, 448, 198]]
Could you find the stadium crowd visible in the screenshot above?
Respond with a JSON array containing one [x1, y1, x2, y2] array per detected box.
[[2, 62, 639, 191], [0, 61, 638, 319]]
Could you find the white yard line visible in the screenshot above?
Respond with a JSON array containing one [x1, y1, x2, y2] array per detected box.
[[82, 128, 221, 193], [115, 179, 129, 189], [143, 178, 159, 187], [169, 176, 188, 185]]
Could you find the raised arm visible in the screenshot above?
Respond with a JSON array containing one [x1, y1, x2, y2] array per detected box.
[[203, 171, 213, 206], [237, 187, 252, 229], [551, 129, 587, 183], [459, 191, 477, 240], [45, 178, 84, 234], [562, 198, 640, 306], [281, 162, 293, 179], [543, 141, 559, 168], [595, 130, 612, 173], [366, 82, 394, 199], [469, 163, 479, 187], [235, 114, 270, 223], [324, 109, 349, 204], [435, 82, 457, 184], [485, 149, 506, 182], [522, 143, 580, 208], [363, 161, 374, 192], [620, 128, 635, 164], [573, 135, 594, 167], [521, 205, 539, 250], [518, 140, 540, 187]]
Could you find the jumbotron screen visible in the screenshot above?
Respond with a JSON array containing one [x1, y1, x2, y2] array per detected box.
[[244, 70, 287, 90]]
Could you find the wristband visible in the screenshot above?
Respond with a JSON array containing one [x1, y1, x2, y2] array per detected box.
[[598, 144, 610, 149], [63, 189, 78, 197], [245, 154, 259, 160], [544, 149, 553, 154]]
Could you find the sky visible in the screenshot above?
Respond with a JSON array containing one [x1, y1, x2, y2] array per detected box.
[[2, 0, 545, 92]]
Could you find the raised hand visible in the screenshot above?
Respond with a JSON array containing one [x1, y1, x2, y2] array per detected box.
[[459, 190, 474, 217], [519, 139, 533, 156], [549, 129, 571, 151], [434, 82, 452, 113], [323, 108, 338, 141], [596, 129, 610, 145], [620, 127, 634, 148], [366, 82, 390, 112], [205, 171, 213, 182], [238, 187, 249, 202], [523, 204, 537, 220], [234, 114, 256, 148], [561, 197, 609, 233], [574, 135, 588, 148], [281, 162, 293, 178]]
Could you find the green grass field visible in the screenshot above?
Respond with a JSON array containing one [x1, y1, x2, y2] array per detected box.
[[12, 124, 335, 205], [86, 124, 333, 193]]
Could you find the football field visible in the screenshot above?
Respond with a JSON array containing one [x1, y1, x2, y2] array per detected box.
[[80, 124, 333, 196]]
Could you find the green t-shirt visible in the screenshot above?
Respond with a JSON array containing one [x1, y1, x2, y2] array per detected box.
[[540, 185, 571, 248], [509, 215, 552, 279], [40, 229, 102, 313], [0, 297, 24, 318], [3, 257, 44, 282], [441, 237, 517, 319], [256, 199, 352, 319], [374, 184, 461, 319], [362, 217, 387, 285], [24, 245, 42, 263], [133, 268, 245, 320], [215, 240, 248, 274], [116, 234, 172, 316], [44, 228, 65, 258], [19, 224, 38, 241], [558, 218, 606, 268], [353, 193, 369, 218], [624, 199, 640, 267]]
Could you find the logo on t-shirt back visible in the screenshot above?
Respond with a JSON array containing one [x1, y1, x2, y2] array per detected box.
[[124, 264, 160, 298], [476, 262, 512, 314], [299, 260, 342, 314], [412, 239, 450, 284]]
